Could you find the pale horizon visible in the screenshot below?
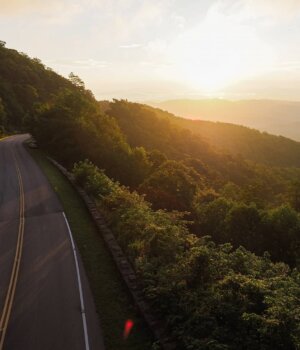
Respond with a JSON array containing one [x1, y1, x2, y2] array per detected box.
[[1, 0, 300, 101]]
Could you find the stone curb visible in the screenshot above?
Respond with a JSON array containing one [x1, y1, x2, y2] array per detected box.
[[48, 158, 177, 350]]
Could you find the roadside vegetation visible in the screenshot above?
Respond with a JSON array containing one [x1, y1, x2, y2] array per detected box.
[[72, 159, 300, 350]]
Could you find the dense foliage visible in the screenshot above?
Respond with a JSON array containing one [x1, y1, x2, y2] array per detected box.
[[0, 41, 74, 130], [73, 160, 300, 350], [2, 42, 300, 349], [194, 198, 300, 266]]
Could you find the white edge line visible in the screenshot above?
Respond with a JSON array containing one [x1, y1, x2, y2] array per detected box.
[[62, 212, 90, 350]]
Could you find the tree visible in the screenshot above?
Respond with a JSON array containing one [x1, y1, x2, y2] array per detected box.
[[0, 98, 7, 129], [221, 182, 243, 201], [263, 205, 300, 266], [140, 160, 203, 211], [194, 197, 233, 242], [127, 147, 152, 187], [225, 203, 263, 253], [68, 72, 85, 89], [148, 149, 167, 169], [288, 177, 300, 211]]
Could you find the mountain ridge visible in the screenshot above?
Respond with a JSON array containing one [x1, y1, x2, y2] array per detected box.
[[149, 98, 300, 141]]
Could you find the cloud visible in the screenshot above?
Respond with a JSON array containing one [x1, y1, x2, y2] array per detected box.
[[119, 44, 141, 49], [241, 0, 300, 20], [0, 0, 60, 14], [46, 58, 108, 69], [171, 14, 186, 29], [0, 0, 83, 23], [267, 61, 300, 73], [203, 0, 300, 25]]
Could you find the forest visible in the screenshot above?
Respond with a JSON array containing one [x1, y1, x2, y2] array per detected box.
[[1, 42, 300, 349]]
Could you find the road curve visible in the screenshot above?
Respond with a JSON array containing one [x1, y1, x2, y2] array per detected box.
[[0, 135, 105, 350]]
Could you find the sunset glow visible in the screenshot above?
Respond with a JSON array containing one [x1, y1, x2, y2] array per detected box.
[[1, 0, 300, 100], [170, 4, 274, 92]]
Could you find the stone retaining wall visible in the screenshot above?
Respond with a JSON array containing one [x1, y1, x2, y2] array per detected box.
[[48, 158, 176, 350]]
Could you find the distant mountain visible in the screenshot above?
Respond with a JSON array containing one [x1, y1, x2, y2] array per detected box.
[[149, 99, 300, 141]]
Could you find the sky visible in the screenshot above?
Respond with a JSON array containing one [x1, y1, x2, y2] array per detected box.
[[1, 0, 300, 101]]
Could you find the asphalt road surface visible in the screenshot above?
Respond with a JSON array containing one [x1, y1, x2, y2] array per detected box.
[[0, 135, 105, 350]]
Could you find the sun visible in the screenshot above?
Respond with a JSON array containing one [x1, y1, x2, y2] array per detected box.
[[168, 4, 273, 93], [182, 56, 243, 92]]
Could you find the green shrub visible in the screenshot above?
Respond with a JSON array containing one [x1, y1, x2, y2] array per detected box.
[[73, 159, 116, 197]]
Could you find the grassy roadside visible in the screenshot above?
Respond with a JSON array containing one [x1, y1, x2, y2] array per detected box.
[[27, 146, 153, 350]]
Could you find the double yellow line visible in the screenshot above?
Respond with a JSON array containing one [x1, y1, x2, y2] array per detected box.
[[0, 136, 13, 143], [0, 147, 25, 349]]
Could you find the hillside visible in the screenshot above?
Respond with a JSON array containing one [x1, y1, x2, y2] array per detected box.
[[175, 119, 300, 167], [150, 98, 300, 141], [147, 106, 300, 168], [105, 100, 275, 187], [0, 41, 76, 130], [1, 42, 300, 350]]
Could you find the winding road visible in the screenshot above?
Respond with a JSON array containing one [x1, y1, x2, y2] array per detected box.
[[0, 135, 105, 350]]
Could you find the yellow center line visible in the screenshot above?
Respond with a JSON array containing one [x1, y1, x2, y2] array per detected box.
[[0, 146, 25, 350], [0, 136, 13, 143]]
